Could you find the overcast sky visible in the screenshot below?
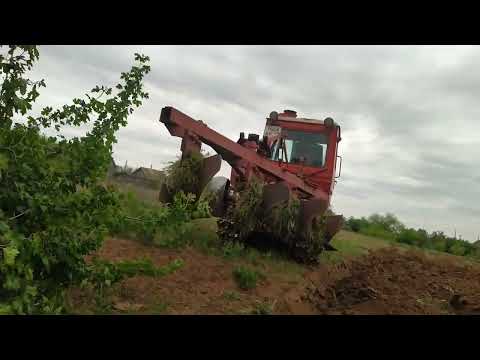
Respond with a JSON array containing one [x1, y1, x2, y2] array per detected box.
[[25, 45, 480, 241]]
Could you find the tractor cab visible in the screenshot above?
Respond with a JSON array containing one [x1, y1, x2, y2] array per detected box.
[[271, 129, 328, 167], [262, 110, 342, 196]]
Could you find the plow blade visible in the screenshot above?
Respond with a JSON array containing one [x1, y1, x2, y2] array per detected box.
[[289, 198, 330, 264], [297, 198, 329, 239], [323, 215, 344, 251], [159, 182, 173, 203], [211, 179, 230, 218], [159, 154, 222, 204], [197, 154, 222, 199], [325, 215, 343, 240], [262, 182, 291, 213]]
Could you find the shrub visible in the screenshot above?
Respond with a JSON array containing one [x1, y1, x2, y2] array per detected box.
[[431, 237, 448, 252], [251, 299, 276, 315], [344, 213, 479, 261], [344, 217, 369, 232], [362, 224, 396, 241], [0, 46, 151, 314], [222, 242, 246, 259], [105, 190, 210, 248], [164, 153, 204, 196], [396, 228, 425, 247], [368, 213, 405, 235], [449, 243, 466, 256], [232, 266, 265, 290]]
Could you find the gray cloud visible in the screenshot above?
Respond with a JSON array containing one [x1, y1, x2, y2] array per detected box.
[[21, 45, 480, 241]]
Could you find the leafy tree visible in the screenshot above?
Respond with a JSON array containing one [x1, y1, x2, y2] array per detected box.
[[344, 212, 479, 260], [344, 216, 369, 233], [449, 242, 466, 256], [0, 45, 151, 314], [368, 213, 405, 235], [430, 232, 448, 252], [397, 228, 425, 247]]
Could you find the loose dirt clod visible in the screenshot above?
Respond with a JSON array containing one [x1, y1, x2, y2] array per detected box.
[[305, 247, 480, 315]]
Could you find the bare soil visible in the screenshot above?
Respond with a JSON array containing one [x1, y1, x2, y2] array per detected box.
[[68, 237, 310, 315], [68, 238, 480, 315], [304, 247, 480, 315]]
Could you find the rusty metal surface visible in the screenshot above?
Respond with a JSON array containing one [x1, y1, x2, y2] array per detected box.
[[325, 214, 344, 240], [158, 182, 173, 204], [160, 106, 330, 202], [180, 131, 202, 159], [262, 181, 290, 213], [197, 154, 222, 198], [297, 198, 329, 239]]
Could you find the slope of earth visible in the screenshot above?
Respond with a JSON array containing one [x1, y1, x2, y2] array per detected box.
[[305, 247, 480, 315], [66, 221, 480, 315], [67, 236, 311, 315]]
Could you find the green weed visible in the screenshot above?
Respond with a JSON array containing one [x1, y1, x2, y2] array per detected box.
[[251, 299, 276, 315], [223, 290, 242, 301], [232, 266, 265, 290], [222, 242, 246, 259]]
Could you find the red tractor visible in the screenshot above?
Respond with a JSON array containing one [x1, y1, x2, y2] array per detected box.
[[159, 107, 343, 263]]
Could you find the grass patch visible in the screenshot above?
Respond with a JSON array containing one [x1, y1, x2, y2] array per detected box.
[[223, 290, 242, 301], [89, 258, 184, 289], [263, 258, 305, 280], [233, 266, 265, 290], [222, 242, 247, 259], [107, 186, 211, 249], [319, 230, 392, 263], [152, 225, 194, 248], [116, 258, 184, 277], [79, 258, 184, 315], [318, 230, 479, 269], [251, 299, 276, 315], [180, 217, 223, 255]]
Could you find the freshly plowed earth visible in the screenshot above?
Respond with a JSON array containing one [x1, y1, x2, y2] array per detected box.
[[68, 238, 480, 315], [304, 248, 480, 315]]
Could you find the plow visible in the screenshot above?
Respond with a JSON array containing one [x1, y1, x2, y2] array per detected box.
[[159, 107, 344, 264]]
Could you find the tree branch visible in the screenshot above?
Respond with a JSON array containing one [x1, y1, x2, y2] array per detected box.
[[125, 216, 165, 223], [8, 210, 28, 221]]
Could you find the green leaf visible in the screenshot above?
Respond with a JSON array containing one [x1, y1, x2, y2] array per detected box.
[[3, 246, 20, 266], [0, 153, 8, 170], [0, 304, 12, 315], [5, 274, 21, 290]]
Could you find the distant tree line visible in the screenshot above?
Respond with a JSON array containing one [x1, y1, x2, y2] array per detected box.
[[343, 213, 480, 259]]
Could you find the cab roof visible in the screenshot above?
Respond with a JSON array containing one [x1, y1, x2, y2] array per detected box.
[[267, 110, 338, 127]]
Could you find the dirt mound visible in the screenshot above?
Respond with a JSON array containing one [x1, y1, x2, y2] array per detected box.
[[304, 248, 480, 315]]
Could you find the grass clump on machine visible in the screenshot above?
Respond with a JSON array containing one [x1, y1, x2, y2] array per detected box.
[[158, 107, 344, 264]]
